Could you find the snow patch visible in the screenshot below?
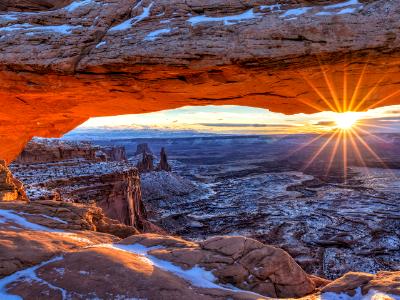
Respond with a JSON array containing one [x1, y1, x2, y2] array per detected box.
[[280, 7, 312, 18], [144, 28, 171, 41], [109, 2, 153, 32], [104, 242, 262, 297], [323, 0, 361, 10], [18, 212, 68, 224], [260, 4, 281, 11], [337, 7, 357, 14], [0, 14, 18, 22], [0, 256, 66, 300], [95, 41, 107, 48], [188, 9, 261, 26], [0, 23, 81, 35], [64, 0, 94, 12], [0, 210, 60, 232], [112, 243, 221, 288], [315, 0, 362, 16], [321, 287, 400, 300]]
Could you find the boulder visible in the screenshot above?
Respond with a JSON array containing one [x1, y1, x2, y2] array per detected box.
[[134, 234, 316, 298]]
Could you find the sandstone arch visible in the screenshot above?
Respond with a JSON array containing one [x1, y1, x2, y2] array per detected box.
[[1, 0, 400, 163]]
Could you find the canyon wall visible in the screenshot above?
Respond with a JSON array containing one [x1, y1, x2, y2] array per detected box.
[[1, 0, 400, 162], [10, 140, 153, 232], [15, 139, 127, 164]]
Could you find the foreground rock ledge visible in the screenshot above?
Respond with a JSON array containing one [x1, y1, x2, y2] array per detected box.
[[0, 198, 399, 299], [1, 0, 400, 162]]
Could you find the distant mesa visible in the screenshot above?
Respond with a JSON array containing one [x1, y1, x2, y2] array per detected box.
[[134, 143, 153, 156], [135, 143, 172, 173]]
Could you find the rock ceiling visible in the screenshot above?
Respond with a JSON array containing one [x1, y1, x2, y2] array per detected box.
[[0, 0, 400, 162]]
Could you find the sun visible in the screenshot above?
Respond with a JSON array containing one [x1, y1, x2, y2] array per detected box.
[[334, 112, 361, 130]]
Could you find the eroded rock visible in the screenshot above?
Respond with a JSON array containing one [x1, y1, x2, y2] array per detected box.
[[1, 0, 400, 162], [0, 161, 27, 202]]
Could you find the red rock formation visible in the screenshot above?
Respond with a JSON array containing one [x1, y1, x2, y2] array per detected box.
[[0, 0, 73, 12], [134, 143, 153, 156], [0, 201, 399, 299], [156, 147, 171, 172], [122, 234, 316, 298], [1, 0, 400, 162], [0, 161, 28, 202], [136, 152, 154, 173], [321, 271, 400, 298], [0, 200, 138, 238], [11, 139, 156, 232], [15, 139, 126, 164]]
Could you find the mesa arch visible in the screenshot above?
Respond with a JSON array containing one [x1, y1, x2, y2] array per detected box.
[[1, 0, 400, 163]]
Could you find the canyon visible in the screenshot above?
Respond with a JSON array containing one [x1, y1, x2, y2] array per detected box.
[[0, 134, 398, 299], [1, 0, 400, 299]]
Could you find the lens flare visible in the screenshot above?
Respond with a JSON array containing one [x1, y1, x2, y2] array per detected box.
[[334, 112, 361, 130], [291, 59, 394, 183]]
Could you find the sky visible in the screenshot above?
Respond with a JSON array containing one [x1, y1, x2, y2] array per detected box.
[[74, 104, 400, 135]]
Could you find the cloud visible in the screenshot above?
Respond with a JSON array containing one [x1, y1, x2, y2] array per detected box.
[[197, 123, 297, 128], [314, 121, 336, 126]]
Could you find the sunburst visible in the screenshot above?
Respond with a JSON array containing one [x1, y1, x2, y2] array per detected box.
[[293, 58, 397, 183]]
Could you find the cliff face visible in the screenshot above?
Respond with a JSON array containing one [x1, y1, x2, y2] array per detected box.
[[10, 139, 153, 232], [0, 161, 28, 202], [1, 0, 400, 162], [15, 139, 127, 164]]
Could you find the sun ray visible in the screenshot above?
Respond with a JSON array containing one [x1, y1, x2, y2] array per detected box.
[[348, 60, 370, 111], [342, 130, 348, 182], [342, 61, 348, 112], [318, 59, 342, 112], [366, 89, 400, 110], [355, 126, 390, 143], [350, 128, 389, 169], [325, 130, 341, 176], [348, 130, 369, 169], [285, 132, 329, 160], [353, 75, 387, 112], [302, 132, 337, 171], [302, 75, 338, 112]]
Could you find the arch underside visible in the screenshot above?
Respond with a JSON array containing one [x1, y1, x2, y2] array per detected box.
[[1, 0, 400, 162]]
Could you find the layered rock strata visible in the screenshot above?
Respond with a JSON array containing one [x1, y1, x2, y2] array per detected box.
[[15, 139, 127, 164], [10, 139, 154, 232], [1, 0, 400, 162]]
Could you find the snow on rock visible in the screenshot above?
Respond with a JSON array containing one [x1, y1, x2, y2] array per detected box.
[[259, 4, 281, 12], [321, 287, 400, 300], [188, 9, 262, 26], [315, 0, 362, 17], [109, 1, 154, 32], [323, 0, 361, 10], [280, 7, 312, 18], [95, 41, 107, 48], [144, 28, 172, 41], [64, 0, 95, 12], [0, 256, 66, 300], [18, 212, 68, 225], [0, 23, 81, 35], [0, 209, 60, 232], [105, 243, 240, 291]]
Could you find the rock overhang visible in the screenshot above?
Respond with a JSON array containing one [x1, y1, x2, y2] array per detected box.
[[0, 0, 400, 163]]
